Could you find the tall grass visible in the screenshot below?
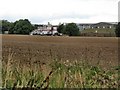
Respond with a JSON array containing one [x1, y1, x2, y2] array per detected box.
[[2, 48, 119, 89]]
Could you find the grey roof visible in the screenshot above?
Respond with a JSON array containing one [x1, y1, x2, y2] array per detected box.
[[78, 22, 118, 25]]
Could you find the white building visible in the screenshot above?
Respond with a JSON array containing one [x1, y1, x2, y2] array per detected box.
[[30, 23, 58, 35]]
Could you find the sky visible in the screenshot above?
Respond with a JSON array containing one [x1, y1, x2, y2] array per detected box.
[[0, 0, 119, 25]]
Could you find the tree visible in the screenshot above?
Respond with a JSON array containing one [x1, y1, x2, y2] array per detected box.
[[115, 22, 120, 37], [2, 20, 14, 34], [13, 19, 34, 34], [33, 24, 40, 29], [65, 23, 80, 36], [57, 24, 65, 34]]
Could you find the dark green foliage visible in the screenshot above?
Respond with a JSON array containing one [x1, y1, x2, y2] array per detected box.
[[33, 24, 40, 29], [13, 19, 34, 35], [65, 23, 80, 36], [57, 24, 65, 33], [57, 23, 80, 36], [2, 19, 34, 34], [2, 19, 80, 36], [115, 22, 120, 37], [2, 20, 14, 34]]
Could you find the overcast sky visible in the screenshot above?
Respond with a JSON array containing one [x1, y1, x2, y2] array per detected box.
[[0, 0, 119, 25]]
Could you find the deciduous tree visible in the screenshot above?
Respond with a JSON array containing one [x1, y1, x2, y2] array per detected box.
[[57, 24, 65, 34], [2, 20, 14, 34], [65, 23, 80, 36], [13, 19, 34, 34]]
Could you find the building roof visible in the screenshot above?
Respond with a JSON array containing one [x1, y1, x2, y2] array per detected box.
[[78, 22, 118, 25]]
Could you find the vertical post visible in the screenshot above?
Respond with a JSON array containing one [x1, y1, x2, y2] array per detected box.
[[118, 1, 120, 88], [0, 20, 2, 88]]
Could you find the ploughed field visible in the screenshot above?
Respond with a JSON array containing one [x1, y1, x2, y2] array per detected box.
[[2, 35, 119, 88], [2, 35, 118, 70]]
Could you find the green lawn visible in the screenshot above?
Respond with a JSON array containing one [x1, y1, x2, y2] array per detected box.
[[81, 28, 115, 34]]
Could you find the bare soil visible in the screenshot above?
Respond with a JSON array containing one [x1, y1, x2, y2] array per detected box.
[[2, 35, 118, 70]]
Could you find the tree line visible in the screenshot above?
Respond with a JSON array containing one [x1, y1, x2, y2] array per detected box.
[[1, 19, 120, 37], [2, 19, 34, 35], [58, 22, 120, 37], [1, 19, 80, 36]]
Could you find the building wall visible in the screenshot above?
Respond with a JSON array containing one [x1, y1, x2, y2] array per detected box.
[[30, 25, 58, 35], [78, 22, 117, 31]]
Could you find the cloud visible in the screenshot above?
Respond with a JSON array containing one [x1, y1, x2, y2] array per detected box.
[[0, 0, 119, 24]]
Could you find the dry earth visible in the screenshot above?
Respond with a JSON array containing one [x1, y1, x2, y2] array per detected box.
[[2, 35, 118, 70]]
